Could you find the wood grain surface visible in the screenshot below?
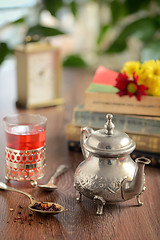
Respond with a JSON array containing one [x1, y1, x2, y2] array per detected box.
[[0, 66, 159, 240]]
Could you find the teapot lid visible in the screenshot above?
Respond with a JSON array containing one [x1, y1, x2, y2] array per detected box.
[[83, 114, 136, 157]]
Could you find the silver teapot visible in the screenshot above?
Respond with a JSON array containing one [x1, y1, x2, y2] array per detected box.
[[74, 114, 150, 215]]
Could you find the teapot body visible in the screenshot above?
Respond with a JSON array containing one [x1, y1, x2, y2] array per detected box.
[[74, 154, 138, 203]]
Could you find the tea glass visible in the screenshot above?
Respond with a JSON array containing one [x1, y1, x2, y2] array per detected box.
[[3, 114, 47, 185]]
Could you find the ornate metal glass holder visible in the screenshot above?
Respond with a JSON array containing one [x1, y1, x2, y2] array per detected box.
[[3, 114, 47, 186], [5, 146, 46, 185]]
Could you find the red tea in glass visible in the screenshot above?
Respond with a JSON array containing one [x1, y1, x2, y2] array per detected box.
[[5, 125, 46, 150], [3, 114, 47, 183]]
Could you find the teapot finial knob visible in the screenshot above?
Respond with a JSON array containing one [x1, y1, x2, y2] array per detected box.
[[104, 114, 115, 135]]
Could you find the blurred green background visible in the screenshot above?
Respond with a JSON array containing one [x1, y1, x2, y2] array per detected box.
[[0, 0, 160, 70]]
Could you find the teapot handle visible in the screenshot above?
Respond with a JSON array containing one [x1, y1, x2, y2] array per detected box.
[[80, 127, 94, 159]]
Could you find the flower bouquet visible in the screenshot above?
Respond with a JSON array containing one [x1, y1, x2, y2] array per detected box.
[[116, 60, 160, 100]]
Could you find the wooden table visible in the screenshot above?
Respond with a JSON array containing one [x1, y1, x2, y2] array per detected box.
[[0, 63, 159, 240]]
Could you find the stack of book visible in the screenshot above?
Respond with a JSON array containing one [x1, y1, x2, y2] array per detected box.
[[66, 66, 160, 167]]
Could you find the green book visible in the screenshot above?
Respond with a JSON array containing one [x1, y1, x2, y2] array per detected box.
[[87, 83, 118, 93]]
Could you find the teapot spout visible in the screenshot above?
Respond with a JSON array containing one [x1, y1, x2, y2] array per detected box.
[[122, 157, 150, 205]]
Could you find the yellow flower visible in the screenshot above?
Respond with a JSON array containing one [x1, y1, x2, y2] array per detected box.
[[141, 60, 160, 76], [120, 60, 160, 97], [121, 61, 141, 78], [139, 60, 160, 96]]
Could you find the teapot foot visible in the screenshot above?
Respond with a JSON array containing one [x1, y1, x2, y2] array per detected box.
[[94, 195, 106, 215], [136, 195, 143, 207], [136, 186, 146, 206], [76, 192, 83, 202], [136, 195, 143, 206]]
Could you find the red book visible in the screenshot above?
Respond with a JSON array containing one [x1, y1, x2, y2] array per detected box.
[[92, 66, 118, 86]]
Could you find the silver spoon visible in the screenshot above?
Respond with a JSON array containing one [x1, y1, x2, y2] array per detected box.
[[38, 164, 69, 191], [0, 181, 65, 215]]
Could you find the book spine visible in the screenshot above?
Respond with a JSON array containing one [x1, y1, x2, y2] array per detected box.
[[85, 91, 160, 117], [73, 109, 160, 136], [66, 123, 160, 154], [128, 133, 160, 154], [67, 140, 81, 152]]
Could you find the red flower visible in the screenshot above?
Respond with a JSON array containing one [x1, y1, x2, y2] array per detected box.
[[115, 72, 148, 101]]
